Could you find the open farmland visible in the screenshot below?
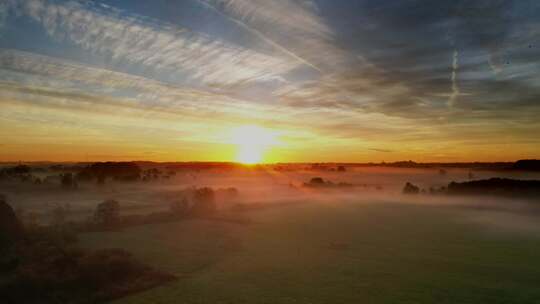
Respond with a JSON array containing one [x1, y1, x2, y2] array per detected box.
[[81, 198, 540, 304]]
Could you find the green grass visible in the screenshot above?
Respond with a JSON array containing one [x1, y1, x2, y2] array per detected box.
[[80, 202, 540, 303]]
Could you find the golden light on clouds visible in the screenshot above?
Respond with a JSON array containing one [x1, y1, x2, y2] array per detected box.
[[1, 1, 539, 163]]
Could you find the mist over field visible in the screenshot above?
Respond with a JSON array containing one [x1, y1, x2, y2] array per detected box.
[[2, 0, 540, 302], [4, 165, 540, 229], [2, 162, 540, 303]]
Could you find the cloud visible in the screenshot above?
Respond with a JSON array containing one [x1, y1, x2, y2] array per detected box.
[[9, 0, 300, 86], [448, 49, 460, 107], [0, 49, 292, 116], [201, 0, 349, 72], [2, 0, 540, 162], [0, 50, 320, 137], [0, 2, 8, 36], [369, 148, 393, 153]]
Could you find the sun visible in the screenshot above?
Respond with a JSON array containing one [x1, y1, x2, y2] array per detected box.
[[230, 125, 278, 164], [237, 145, 263, 164]]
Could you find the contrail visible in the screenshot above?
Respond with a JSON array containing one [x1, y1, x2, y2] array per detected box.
[[195, 0, 362, 109], [194, 0, 323, 73], [448, 49, 460, 107]]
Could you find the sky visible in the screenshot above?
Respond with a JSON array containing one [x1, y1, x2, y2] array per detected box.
[[0, 0, 539, 163]]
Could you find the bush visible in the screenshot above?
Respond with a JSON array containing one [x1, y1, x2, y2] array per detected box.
[[190, 187, 216, 217], [94, 200, 120, 228], [402, 182, 420, 194], [60, 173, 78, 189], [309, 177, 325, 185], [1, 235, 174, 304], [0, 196, 24, 249], [79, 162, 141, 182]]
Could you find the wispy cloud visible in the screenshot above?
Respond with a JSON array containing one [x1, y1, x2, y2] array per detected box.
[[0, 2, 8, 36], [0, 49, 320, 130], [448, 49, 460, 107], [2, 0, 540, 161], [369, 148, 393, 153], [9, 0, 299, 86], [201, 0, 349, 71]]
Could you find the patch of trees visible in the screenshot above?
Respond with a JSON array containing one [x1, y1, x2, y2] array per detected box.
[[190, 187, 216, 216], [2, 165, 31, 175], [86, 187, 220, 231], [0, 198, 175, 304], [404, 177, 540, 198], [0, 195, 24, 249], [93, 200, 121, 229], [165, 162, 247, 171], [513, 159, 540, 171], [308, 164, 348, 172], [402, 182, 420, 194], [77, 162, 142, 183], [48, 164, 85, 172], [380, 161, 513, 169], [0, 165, 38, 183], [141, 168, 176, 181], [446, 178, 540, 197], [60, 173, 78, 189], [303, 177, 353, 188]]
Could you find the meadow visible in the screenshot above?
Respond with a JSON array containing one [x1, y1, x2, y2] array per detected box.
[[80, 176, 540, 303], [4, 165, 540, 303]]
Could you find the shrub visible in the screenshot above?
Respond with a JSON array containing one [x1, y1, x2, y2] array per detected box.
[[60, 173, 77, 189], [309, 177, 325, 185], [190, 187, 216, 216], [80, 162, 141, 182], [0, 196, 24, 249], [402, 182, 420, 194], [94, 200, 120, 228], [1, 234, 174, 304]]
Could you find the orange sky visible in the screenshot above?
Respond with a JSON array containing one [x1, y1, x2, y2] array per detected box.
[[1, 1, 540, 163]]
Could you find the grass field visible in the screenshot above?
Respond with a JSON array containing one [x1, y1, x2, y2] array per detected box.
[[80, 200, 540, 304]]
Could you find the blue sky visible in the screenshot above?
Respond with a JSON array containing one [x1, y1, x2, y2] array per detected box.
[[0, 0, 539, 162]]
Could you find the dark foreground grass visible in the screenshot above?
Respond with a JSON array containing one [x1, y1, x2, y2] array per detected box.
[[81, 201, 540, 304]]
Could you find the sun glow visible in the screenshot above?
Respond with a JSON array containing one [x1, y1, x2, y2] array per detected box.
[[230, 125, 278, 164]]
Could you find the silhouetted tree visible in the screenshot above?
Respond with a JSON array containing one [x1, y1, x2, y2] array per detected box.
[[446, 178, 540, 197], [8, 165, 31, 175], [0, 195, 24, 248], [190, 188, 216, 216], [61, 173, 77, 189], [94, 200, 120, 228], [80, 162, 142, 182], [309, 177, 325, 185], [513, 159, 540, 171], [402, 182, 420, 194]]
